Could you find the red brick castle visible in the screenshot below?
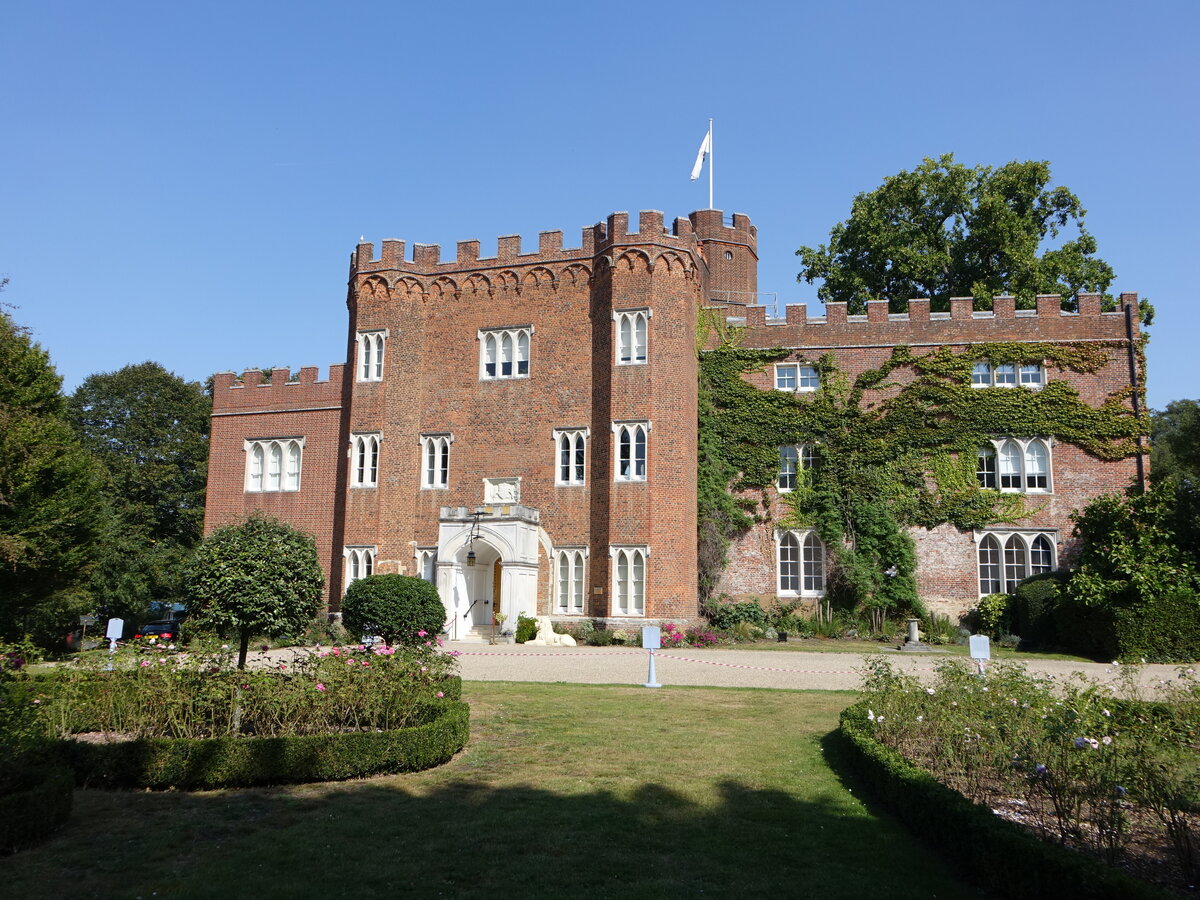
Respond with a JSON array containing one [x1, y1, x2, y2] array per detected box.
[[203, 209, 1142, 636]]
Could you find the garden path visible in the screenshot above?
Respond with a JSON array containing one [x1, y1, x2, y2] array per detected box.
[[256, 643, 1184, 691]]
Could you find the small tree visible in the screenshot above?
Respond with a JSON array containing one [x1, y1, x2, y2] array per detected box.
[[185, 514, 324, 668], [341, 574, 445, 647]]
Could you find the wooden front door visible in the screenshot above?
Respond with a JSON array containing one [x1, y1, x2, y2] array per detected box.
[[492, 559, 502, 624]]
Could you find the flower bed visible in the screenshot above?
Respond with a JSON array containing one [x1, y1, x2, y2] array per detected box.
[[840, 657, 1197, 897], [37, 637, 467, 790]]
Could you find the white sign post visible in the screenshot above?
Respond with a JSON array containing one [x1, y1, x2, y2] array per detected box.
[[969, 634, 991, 677], [105, 618, 124, 670], [641, 626, 662, 689]]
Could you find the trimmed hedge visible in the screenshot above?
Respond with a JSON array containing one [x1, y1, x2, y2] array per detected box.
[[1113, 587, 1200, 663], [65, 700, 469, 790], [836, 701, 1168, 900], [0, 763, 73, 852]]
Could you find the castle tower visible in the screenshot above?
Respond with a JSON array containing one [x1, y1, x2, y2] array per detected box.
[[326, 210, 746, 631]]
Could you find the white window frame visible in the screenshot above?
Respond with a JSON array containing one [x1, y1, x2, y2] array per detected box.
[[970, 360, 1044, 389], [555, 547, 587, 614], [244, 437, 305, 493], [982, 437, 1053, 494], [479, 325, 532, 380], [553, 427, 588, 486], [344, 546, 377, 591], [975, 530, 1057, 596], [357, 329, 388, 382], [614, 308, 650, 365], [775, 529, 827, 598], [775, 363, 819, 392], [349, 432, 381, 488], [609, 546, 647, 616], [612, 421, 650, 482], [777, 444, 815, 492], [420, 433, 453, 489], [415, 547, 438, 583]]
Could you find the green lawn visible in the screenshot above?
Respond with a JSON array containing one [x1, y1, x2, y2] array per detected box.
[[6, 683, 978, 898]]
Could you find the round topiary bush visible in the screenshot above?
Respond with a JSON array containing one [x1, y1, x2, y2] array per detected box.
[[342, 574, 446, 646]]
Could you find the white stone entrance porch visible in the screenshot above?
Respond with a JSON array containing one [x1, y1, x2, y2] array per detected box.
[[435, 505, 544, 642]]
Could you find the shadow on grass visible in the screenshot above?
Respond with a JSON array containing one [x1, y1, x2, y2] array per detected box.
[[14, 774, 979, 899]]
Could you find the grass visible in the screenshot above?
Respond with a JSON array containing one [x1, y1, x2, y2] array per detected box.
[[5, 683, 979, 899]]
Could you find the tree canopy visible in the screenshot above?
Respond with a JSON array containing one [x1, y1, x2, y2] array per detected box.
[[0, 305, 106, 646], [1150, 399, 1200, 487], [68, 362, 210, 621], [185, 514, 324, 668], [796, 154, 1116, 313]]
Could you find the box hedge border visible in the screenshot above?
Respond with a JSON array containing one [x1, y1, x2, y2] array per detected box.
[[836, 701, 1168, 900], [64, 699, 469, 791], [0, 763, 73, 852]]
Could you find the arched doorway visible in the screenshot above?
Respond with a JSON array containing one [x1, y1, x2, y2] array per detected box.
[[459, 539, 501, 629], [435, 507, 542, 641]]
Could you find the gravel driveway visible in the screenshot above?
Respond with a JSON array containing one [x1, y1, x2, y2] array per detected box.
[[251, 642, 1182, 691], [437, 643, 1183, 692]]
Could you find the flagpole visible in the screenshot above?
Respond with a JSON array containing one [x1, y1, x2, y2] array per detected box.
[[708, 118, 714, 210]]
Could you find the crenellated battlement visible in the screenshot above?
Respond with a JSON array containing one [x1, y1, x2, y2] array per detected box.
[[350, 208, 756, 278], [709, 293, 1139, 350], [210, 364, 345, 413]]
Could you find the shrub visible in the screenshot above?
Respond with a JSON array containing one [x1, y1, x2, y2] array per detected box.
[[44, 641, 459, 739], [341, 574, 445, 647], [586, 629, 614, 646], [1064, 482, 1200, 662], [1113, 588, 1200, 663], [730, 621, 762, 642], [65, 700, 469, 790], [557, 619, 595, 644], [836, 701, 1166, 900], [703, 597, 767, 630], [515, 614, 538, 644], [0, 762, 73, 852], [767, 600, 804, 634], [0, 660, 73, 851], [684, 626, 720, 647], [1012, 572, 1066, 647], [919, 612, 957, 646], [974, 593, 1011, 639]]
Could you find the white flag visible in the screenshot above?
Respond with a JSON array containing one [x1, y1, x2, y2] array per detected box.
[[690, 128, 711, 181]]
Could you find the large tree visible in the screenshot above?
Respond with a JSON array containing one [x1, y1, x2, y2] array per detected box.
[[67, 362, 210, 620], [185, 514, 324, 668], [0, 303, 106, 646], [796, 154, 1116, 313], [1150, 399, 1200, 487]]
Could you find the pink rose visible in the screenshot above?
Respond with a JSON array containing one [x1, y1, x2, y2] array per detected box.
[[315, 683, 326, 692]]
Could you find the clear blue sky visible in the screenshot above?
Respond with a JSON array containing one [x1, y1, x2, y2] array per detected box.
[[2, 1, 1195, 409]]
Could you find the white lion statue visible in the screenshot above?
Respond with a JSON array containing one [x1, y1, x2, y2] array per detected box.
[[525, 616, 576, 647]]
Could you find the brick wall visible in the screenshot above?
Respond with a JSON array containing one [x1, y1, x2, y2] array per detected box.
[[711, 293, 1143, 620], [204, 365, 348, 606]]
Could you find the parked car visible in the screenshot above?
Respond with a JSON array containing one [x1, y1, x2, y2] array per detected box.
[[133, 621, 182, 642]]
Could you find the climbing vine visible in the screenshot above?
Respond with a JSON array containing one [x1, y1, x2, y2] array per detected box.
[[696, 336, 1148, 620]]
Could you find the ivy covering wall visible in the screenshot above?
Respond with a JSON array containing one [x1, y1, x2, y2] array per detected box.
[[696, 319, 1147, 620]]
